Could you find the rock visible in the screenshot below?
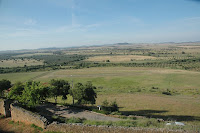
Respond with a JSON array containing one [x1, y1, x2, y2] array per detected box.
[[175, 122, 185, 126], [157, 119, 164, 123], [166, 122, 172, 126]]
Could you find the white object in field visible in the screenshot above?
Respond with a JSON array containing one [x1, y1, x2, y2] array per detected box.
[[166, 122, 185, 126], [97, 105, 101, 110], [175, 122, 185, 126], [166, 122, 172, 126]]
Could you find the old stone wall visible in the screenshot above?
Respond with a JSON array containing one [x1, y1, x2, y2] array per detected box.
[[46, 122, 185, 133], [10, 103, 48, 129], [0, 98, 12, 117], [0, 99, 4, 115]]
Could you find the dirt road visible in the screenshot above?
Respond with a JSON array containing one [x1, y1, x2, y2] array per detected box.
[[36, 104, 121, 122]]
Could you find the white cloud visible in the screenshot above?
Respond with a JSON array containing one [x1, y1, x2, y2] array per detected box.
[[55, 23, 101, 33], [24, 19, 37, 25]]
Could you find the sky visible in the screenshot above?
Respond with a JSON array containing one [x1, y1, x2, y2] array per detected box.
[[0, 0, 200, 51]]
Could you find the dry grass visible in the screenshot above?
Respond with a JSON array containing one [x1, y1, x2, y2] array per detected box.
[[14, 53, 53, 57], [177, 46, 200, 48], [0, 59, 44, 67], [85, 55, 157, 62], [0, 118, 37, 133]]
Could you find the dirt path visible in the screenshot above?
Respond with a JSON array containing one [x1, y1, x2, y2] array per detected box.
[[36, 104, 121, 122]]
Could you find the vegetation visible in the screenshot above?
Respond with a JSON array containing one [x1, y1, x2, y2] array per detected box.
[[7, 79, 97, 108], [0, 43, 200, 131], [49, 79, 70, 103], [0, 114, 5, 118], [69, 81, 97, 105], [0, 79, 11, 96], [31, 124, 43, 131]]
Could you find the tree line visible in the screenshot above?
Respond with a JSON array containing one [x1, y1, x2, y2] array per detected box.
[[0, 79, 97, 108]]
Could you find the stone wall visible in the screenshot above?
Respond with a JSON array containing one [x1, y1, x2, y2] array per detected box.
[[46, 122, 184, 133], [0, 98, 12, 117], [10, 103, 48, 129]]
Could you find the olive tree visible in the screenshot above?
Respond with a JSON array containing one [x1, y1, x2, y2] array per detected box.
[[69, 82, 97, 105], [49, 79, 70, 103]]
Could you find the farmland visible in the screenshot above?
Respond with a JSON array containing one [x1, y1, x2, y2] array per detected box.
[[0, 43, 200, 131]]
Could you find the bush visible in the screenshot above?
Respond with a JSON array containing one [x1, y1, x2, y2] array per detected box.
[[162, 89, 172, 95], [8, 121, 14, 124], [31, 124, 43, 131], [0, 114, 5, 118], [101, 99, 119, 113], [162, 91, 172, 95], [137, 118, 164, 128]]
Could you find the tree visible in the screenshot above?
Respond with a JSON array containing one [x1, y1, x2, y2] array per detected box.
[[20, 81, 41, 107], [69, 82, 97, 105], [8, 81, 24, 100], [49, 79, 70, 103], [8, 81, 50, 108], [0, 79, 11, 96]]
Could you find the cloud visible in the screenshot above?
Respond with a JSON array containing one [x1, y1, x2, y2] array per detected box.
[[55, 23, 101, 33], [24, 19, 37, 25]]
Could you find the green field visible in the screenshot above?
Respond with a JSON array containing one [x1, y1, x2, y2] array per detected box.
[[1, 67, 200, 121]]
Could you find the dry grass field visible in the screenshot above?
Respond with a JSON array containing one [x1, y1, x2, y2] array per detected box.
[[85, 55, 157, 62], [13, 52, 53, 57], [0, 59, 44, 67]]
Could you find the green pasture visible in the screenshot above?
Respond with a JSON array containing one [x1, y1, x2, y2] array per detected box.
[[1, 67, 200, 95]]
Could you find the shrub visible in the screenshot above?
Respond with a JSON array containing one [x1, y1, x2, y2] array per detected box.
[[8, 121, 14, 124], [137, 118, 164, 128], [101, 99, 119, 113], [162, 89, 172, 95], [31, 124, 43, 131], [0, 114, 5, 118]]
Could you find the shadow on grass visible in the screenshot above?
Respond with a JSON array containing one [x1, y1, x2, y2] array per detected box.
[[0, 129, 15, 133], [121, 110, 200, 121]]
